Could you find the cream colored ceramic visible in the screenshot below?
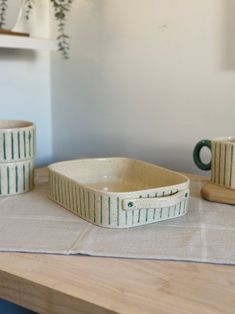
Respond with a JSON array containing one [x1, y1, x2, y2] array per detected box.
[[0, 120, 36, 162], [0, 158, 34, 196], [194, 137, 235, 189], [0, 0, 23, 30], [0, 120, 36, 196], [48, 158, 190, 228]]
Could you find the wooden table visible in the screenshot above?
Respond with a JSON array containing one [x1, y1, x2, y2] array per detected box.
[[0, 173, 235, 314]]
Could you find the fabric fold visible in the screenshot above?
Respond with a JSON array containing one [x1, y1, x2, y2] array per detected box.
[[0, 169, 234, 265]]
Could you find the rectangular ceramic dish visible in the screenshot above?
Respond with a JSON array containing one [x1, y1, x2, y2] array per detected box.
[[48, 158, 190, 228]]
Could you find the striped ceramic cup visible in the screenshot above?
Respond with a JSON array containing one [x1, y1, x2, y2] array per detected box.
[[0, 120, 35, 162], [0, 159, 34, 195], [193, 137, 235, 189], [0, 120, 36, 196]]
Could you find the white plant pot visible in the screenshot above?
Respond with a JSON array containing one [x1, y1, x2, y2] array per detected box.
[[1, 0, 23, 30]]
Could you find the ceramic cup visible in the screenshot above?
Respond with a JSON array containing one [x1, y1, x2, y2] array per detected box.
[[0, 120, 36, 196], [0, 120, 36, 162], [0, 159, 34, 196], [193, 137, 235, 189]]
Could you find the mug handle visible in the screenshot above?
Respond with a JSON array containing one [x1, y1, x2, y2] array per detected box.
[[193, 139, 212, 170]]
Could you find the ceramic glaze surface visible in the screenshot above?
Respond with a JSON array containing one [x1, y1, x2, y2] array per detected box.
[[48, 158, 190, 228], [0, 120, 36, 196], [211, 139, 235, 188], [0, 159, 34, 196], [194, 137, 235, 189], [0, 120, 36, 163]]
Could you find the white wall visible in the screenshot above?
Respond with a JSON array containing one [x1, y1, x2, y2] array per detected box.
[[0, 1, 52, 166], [51, 0, 235, 174]]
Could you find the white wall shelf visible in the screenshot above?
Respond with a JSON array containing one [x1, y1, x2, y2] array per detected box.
[[0, 34, 57, 50]]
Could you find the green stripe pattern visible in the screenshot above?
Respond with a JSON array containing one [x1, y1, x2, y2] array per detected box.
[[211, 142, 235, 188], [0, 126, 36, 162], [0, 160, 34, 196], [48, 170, 189, 228]]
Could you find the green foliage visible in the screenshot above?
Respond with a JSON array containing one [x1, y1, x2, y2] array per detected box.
[[0, 0, 8, 28], [0, 0, 73, 58], [24, 0, 34, 20], [50, 0, 73, 59]]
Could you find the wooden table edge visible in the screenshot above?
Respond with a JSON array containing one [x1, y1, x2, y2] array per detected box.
[[1, 170, 233, 314]]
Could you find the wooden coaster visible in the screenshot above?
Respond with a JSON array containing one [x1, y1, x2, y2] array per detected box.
[[0, 29, 29, 37], [201, 182, 235, 205]]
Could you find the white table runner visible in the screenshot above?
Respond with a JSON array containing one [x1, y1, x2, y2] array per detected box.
[[0, 169, 235, 264]]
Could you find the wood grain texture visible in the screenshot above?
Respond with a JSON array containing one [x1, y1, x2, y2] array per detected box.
[[0, 171, 234, 314], [201, 182, 235, 205], [0, 29, 29, 37], [0, 254, 235, 314]]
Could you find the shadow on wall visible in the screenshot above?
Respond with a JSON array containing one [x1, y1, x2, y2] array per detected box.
[[71, 0, 107, 55], [86, 0, 106, 16], [224, 0, 235, 70], [0, 49, 36, 61]]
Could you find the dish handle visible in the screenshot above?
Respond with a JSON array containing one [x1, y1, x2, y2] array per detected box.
[[122, 189, 189, 211]]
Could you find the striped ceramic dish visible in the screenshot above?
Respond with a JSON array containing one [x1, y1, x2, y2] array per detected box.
[[0, 159, 34, 196], [0, 120, 36, 163], [48, 158, 190, 229]]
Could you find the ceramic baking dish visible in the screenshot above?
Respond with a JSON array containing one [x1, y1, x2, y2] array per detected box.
[[48, 158, 190, 228]]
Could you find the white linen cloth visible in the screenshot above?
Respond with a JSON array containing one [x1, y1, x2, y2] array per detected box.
[[0, 168, 234, 264]]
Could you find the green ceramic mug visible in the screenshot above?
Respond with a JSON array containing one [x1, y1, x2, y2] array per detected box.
[[193, 137, 235, 189]]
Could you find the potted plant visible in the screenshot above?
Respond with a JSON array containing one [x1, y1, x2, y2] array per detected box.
[[0, 0, 73, 58]]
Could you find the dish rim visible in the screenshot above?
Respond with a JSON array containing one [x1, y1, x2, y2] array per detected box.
[[48, 157, 190, 195]]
